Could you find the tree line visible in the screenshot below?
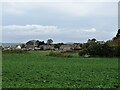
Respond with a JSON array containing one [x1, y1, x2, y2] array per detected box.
[[79, 29, 120, 57]]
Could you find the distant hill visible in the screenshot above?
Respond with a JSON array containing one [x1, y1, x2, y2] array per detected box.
[[2, 43, 23, 48]]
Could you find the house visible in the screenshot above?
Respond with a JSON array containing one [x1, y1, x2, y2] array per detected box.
[[16, 45, 21, 50], [39, 45, 54, 50], [60, 44, 74, 52], [97, 41, 105, 44], [34, 47, 41, 50], [25, 40, 40, 50], [3, 47, 11, 51], [26, 45, 35, 50], [73, 43, 82, 51], [26, 40, 39, 46], [25, 39, 55, 50]]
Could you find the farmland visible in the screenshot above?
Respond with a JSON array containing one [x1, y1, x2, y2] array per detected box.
[[2, 51, 119, 88]]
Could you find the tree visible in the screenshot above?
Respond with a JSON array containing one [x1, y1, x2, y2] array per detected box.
[[91, 38, 96, 42], [36, 40, 40, 47], [54, 43, 63, 49], [26, 41, 34, 45], [38, 41, 45, 47], [87, 38, 97, 43], [47, 39, 53, 45], [79, 43, 113, 57], [21, 44, 26, 48], [113, 45, 120, 57], [116, 29, 120, 39], [113, 29, 120, 40]]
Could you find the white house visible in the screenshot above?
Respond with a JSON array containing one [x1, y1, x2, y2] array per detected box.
[[16, 45, 21, 50]]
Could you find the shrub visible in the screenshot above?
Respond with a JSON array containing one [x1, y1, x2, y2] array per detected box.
[[48, 51, 72, 58], [87, 43, 113, 57], [79, 44, 120, 57], [113, 45, 120, 57], [79, 49, 88, 56], [2, 49, 28, 54]]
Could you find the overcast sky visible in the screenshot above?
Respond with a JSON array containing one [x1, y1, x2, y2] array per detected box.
[[1, 0, 119, 43]]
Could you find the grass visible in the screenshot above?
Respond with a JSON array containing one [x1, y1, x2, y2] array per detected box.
[[2, 51, 119, 88]]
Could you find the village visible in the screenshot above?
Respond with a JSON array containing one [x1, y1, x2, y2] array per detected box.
[[1, 38, 105, 52], [0, 29, 120, 57]]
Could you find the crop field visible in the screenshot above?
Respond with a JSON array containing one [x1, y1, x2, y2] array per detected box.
[[2, 51, 119, 88]]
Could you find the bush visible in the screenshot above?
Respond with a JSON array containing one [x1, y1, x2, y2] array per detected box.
[[79, 44, 120, 57], [48, 51, 72, 58], [2, 49, 28, 54], [117, 46, 120, 57], [79, 49, 88, 56], [113, 45, 120, 57], [87, 43, 113, 57]]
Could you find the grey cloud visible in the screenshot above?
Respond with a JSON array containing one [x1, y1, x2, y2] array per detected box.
[[2, 24, 114, 43]]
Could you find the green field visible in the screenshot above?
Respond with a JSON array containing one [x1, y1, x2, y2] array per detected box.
[[2, 51, 119, 88]]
